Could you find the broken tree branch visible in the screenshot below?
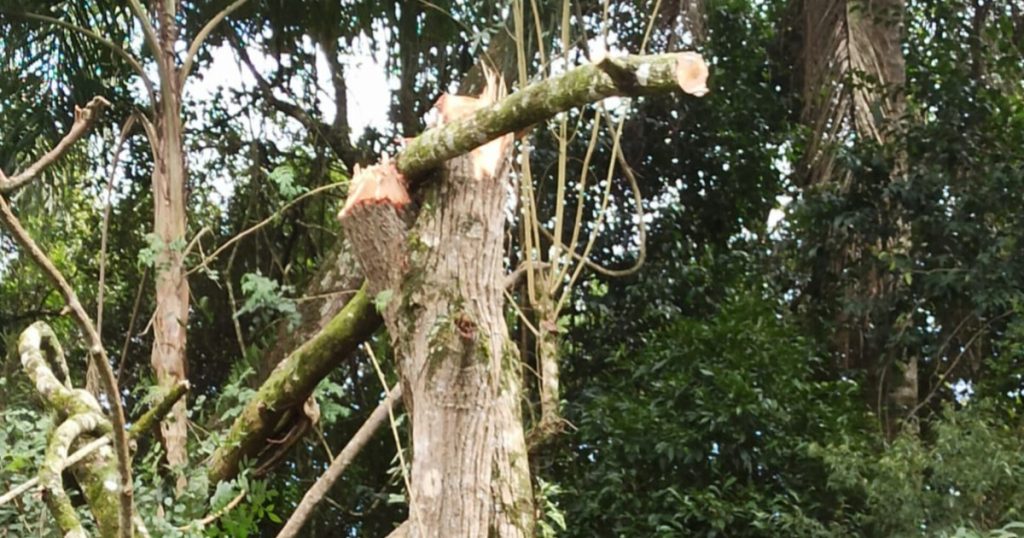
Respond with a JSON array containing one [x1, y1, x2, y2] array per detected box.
[[0, 96, 111, 194], [397, 52, 708, 178], [207, 285, 382, 483], [209, 50, 707, 484]]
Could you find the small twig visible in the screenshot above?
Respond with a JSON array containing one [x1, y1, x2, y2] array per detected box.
[[176, 489, 247, 531], [293, 288, 360, 304], [187, 183, 344, 276]]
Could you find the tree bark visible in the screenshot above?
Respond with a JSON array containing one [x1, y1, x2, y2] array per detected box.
[[149, 66, 191, 482], [340, 132, 534, 535], [795, 0, 912, 435]]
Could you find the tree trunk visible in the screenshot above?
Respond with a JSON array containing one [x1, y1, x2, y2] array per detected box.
[[341, 133, 534, 535], [796, 0, 913, 435], [149, 52, 190, 479]]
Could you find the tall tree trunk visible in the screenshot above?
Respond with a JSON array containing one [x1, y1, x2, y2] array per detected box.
[[150, 90, 190, 478], [340, 129, 534, 535], [796, 0, 912, 435], [147, 8, 191, 480]]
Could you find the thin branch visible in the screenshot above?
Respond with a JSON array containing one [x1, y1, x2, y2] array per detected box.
[[0, 97, 112, 194], [116, 267, 149, 384], [0, 196, 134, 538], [226, 27, 356, 167], [905, 311, 1013, 420], [180, 0, 251, 83], [1, 11, 156, 105], [275, 384, 402, 538], [0, 437, 110, 507], [187, 182, 345, 276], [176, 489, 247, 531], [125, 0, 167, 83], [396, 52, 708, 178], [98, 115, 138, 338]]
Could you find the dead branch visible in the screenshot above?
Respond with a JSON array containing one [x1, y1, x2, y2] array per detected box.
[[0, 96, 111, 194], [276, 385, 402, 538]]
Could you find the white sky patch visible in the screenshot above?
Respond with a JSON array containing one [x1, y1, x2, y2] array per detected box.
[[767, 195, 791, 229], [336, 35, 392, 141]]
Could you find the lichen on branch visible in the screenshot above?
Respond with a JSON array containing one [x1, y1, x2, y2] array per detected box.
[[397, 52, 708, 178]]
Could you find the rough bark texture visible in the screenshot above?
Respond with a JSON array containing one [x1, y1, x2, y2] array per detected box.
[[207, 287, 381, 483], [341, 125, 534, 535], [150, 76, 191, 478]]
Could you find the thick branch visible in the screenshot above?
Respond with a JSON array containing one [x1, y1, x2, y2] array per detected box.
[[396, 52, 708, 178], [0, 97, 111, 194], [129, 380, 190, 437], [207, 285, 382, 483], [276, 384, 402, 538], [0, 199, 134, 537]]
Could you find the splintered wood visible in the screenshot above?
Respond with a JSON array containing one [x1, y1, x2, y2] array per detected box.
[[432, 71, 512, 179], [339, 157, 411, 218]]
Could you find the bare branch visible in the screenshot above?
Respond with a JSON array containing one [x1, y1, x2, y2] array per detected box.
[[177, 489, 247, 532], [0, 437, 110, 508], [125, 0, 167, 82], [276, 385, 402, 538], [187, 182, 345, 276], [98, 115, 138, 338], [180, 0, 251, 83], [0, 96, 111, 194]]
